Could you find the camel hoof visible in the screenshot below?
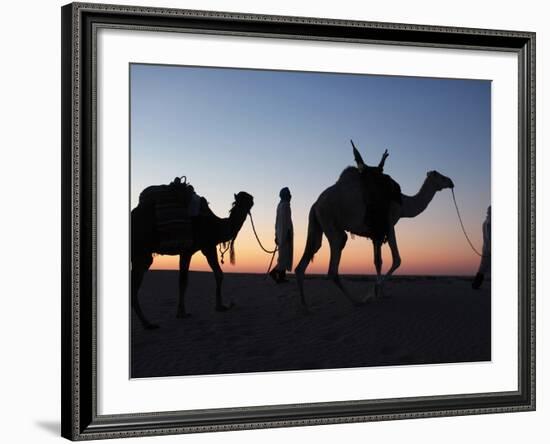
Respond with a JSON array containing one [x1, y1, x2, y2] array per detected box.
[[216, 302, 234, 312], [353, 298, 369, 307], [375, 283, 390, 300], [377, 287, 391, 300], [472, 272, 484, 289], [364, 285, 377, 302]]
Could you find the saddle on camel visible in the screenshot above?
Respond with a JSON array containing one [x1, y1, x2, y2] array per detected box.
[[351, 140, 402, 242], [138, 176, 205, 254]]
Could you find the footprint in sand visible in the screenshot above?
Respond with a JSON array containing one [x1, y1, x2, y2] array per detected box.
[[328, 312, 346, 322], [321, 331, 342, 342], [227, 335, 244, 343]]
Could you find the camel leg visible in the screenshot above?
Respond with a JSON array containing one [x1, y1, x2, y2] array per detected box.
[[203, 246, 232, 312], [131, 254, 157, 329], [295, 206, 323, 307], [176, 253, 192, 318], [326, 230, 356, 302], [373, 239, 384, 299], [382, 225, 402, 289]]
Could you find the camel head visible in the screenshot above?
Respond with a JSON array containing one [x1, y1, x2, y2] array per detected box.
[[233, 191, 254, 213], [426, 170, 454, 191]]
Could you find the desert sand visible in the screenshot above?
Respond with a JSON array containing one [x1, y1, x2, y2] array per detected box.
[[131, 271, 490, 378]]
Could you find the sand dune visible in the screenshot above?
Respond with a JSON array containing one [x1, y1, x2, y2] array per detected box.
[[131, 271, 490, 378]]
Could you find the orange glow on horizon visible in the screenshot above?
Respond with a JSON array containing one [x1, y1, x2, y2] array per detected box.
[[149, 218, 482, 276]]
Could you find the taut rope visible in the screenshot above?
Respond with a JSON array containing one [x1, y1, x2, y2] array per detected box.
[[451, 188, 485, 257]]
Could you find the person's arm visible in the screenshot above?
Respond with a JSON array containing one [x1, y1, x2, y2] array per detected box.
[[275, 203, 283, 245]]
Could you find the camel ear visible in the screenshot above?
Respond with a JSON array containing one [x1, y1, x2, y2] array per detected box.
[[234, 193, 237, 200]]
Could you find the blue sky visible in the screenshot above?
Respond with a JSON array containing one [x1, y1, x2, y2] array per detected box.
[[130, 63, 491, 274]]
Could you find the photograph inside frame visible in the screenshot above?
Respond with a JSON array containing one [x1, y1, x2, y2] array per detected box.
[[129, 63, 491, 379]]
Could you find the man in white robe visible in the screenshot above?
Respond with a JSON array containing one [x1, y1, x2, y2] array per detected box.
[[472, 205, 491, 289], [269, 187, 293, 283]]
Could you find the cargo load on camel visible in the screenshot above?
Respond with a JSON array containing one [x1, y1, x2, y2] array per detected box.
[[351, 140, 402, 242], [138, 176, 202, 253]]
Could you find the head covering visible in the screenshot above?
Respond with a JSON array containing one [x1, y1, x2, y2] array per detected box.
[[279, 187, 291, 201]]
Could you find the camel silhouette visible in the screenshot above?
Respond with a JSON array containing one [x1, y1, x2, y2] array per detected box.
[[295, 148, 454, 307], [131, 191, 254, 329]]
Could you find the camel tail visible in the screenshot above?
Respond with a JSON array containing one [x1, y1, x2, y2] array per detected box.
[[294, 204, 323, 306], [307, 205, 322, 263], [295, 204, 322, 271]]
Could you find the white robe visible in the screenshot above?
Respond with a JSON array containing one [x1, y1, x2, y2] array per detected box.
[[477, 212, 491, 274], [275, 200, 293, 271]]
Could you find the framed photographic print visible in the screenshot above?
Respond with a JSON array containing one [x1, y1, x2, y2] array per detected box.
[[61, 2, 536, 440]]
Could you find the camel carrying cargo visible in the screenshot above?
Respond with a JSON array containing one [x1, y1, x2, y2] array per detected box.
[[131, 182, 254, 328], [138, 176, 201, 253], [294, 141, 454, 308]]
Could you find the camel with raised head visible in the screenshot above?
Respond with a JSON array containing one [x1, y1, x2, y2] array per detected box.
[[131, 191, 254, 329], [294, 150, 454, 307]]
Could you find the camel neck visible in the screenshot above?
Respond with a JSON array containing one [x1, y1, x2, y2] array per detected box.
[[226, 206, 249, 240], [400, 178, 437, 218]]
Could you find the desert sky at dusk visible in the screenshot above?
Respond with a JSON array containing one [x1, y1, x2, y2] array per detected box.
[[130, 63, 491, 275]]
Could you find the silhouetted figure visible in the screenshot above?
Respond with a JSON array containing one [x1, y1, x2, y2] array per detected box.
[[269, 187, 294, 284], [294, 142, 454, 308], [472, 206, 491, 290], [132, 178, 254, 329]]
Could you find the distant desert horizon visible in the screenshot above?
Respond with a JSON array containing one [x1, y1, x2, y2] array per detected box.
[[144, 268, 481, 278]]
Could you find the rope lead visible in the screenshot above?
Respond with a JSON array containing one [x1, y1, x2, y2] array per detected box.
[[451, 188, 486, 258], [218, 212, 278, 272], [248, 212, 278, 254], [248, 212, 279, 278]]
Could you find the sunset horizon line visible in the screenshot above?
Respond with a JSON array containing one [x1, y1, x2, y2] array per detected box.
[[146, 268, 478, 277]]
